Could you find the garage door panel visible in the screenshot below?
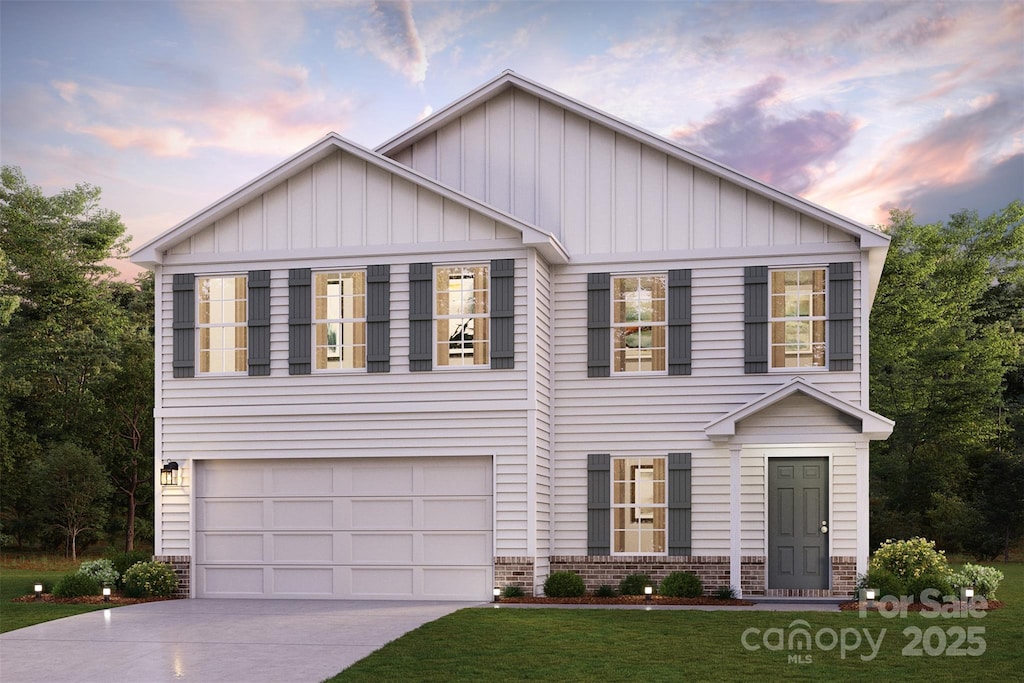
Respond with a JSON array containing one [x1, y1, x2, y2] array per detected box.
[[199, 500, 264, 529], [351, 465, 414, 495], [199, 533, 264, 563], [422, 533, 491, 564], [423, 568, 489, 598], [272, 568, 334, 595], [271, 500, 333, 528], [271, 534, 334, 562], [196, 457, 492, 600], [350, 499, 414, 528], [422, 498, 491, 529], [271, 466, 334, 495], [199, 466, 264, 497], [351, 533, 414, 563], [203, 567, 265, 595], [351, 568, 414, 596]]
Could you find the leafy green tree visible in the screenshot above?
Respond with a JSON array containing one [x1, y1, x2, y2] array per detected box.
[[870, 202, 1024, 557], [37, 442, 112, 560]]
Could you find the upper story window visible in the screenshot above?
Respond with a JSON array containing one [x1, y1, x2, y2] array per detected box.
[[314, 271, 366, 370], [770, 268, 826, 369], [435, 265, 489, 367], [612, 275, 666, 373], [612, 456, 667, 554], [198, 275, 247, 373]]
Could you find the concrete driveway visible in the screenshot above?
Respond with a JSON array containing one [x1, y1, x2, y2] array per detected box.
[[0, 598, 475, 682]]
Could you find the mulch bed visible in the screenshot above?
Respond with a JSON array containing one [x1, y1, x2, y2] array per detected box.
[[838, 599, 1003, 612], [498, 595, 754, 606], [12, 593, 179, 605]]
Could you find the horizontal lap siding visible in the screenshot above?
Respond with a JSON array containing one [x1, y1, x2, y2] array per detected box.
[[552, 259, 863, 555], [534, 256, 553, 559]]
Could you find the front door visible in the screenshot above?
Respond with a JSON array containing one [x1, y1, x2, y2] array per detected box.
[[768, 457, 829, 590]]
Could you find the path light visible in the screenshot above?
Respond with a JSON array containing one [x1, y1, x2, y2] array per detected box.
[[34, 583, 43, 601], [862, 588, 877, 609], [160, 461, 179, 486], [644, 585, 653, 603], [102, 586, 111, 603], [962, 586, 974, 604], [493, 587, 501, 603]]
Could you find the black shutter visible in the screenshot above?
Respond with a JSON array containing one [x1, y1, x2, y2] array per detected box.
[[172, 274, 195, 378], [490, 259, 515, 370], [247, 270, 271, 376], [408, 263, 433, 372], [829, 262, 854, 371], [288, 268, 311, 375], [587, 273, 610, 377], [366, 265, 391, 373], [587, 454, 611, 555], [668, 453, 692, 556], [744, 266, 769, 373], [667, 269, 692, 376]]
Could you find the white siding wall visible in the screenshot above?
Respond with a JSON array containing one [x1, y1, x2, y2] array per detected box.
[[395, 88, 854, 256], [158, 253, 536, 555], [552, 252, 864, 556], [531, 254, 553, 588], [160, 461, 191, 554]]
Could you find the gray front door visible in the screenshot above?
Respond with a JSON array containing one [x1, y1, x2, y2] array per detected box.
[[768, 457, 829, 590]]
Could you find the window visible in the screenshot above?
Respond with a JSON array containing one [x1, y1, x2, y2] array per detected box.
[[770, 269, 826, 369], [612, 457, 666, 554], [612, 275, 666, 373], [198, 275, 247, 373], [314, 271, 366, 370], [435, 265, 489, 367]]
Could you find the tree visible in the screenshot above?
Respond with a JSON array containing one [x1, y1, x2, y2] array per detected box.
[[37, 442, 112, 560], [0, 166, 149, 552], [870, 202, 1024, 557]]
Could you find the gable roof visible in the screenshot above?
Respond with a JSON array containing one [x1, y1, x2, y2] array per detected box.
[[130, 132, 569, 268], [377, 70, 890, 250], [703, 377, 895, 441]]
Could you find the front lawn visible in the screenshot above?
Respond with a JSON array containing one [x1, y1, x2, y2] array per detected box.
[[330, 563, 1024, 682], [0, 567, 111, 633]]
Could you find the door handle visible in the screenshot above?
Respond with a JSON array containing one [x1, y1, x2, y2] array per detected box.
[[820, 520, 829, 534]]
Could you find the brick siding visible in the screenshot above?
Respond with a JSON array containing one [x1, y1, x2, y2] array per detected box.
[[548, 556, 731, 596], [153, 555, 190, 599], [493, 556, 536, 596]]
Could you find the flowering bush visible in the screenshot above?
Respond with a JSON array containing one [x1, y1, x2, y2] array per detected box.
[[122, 561, 178, 598], [869, 537, 950, 580], [950, 563, 1004, 600], [78, 559, 119, 587]]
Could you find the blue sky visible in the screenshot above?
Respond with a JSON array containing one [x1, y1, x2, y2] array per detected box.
[[2, 0, 1022, 261]]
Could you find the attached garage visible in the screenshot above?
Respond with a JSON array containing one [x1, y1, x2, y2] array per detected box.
[[194, 456, 493, 601]]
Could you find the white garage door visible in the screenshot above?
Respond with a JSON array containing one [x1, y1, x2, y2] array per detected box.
[[194, 457, 492, 601]]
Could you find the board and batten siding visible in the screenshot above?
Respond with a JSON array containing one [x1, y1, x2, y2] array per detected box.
[[166, 149, 522, 261], [157, 255, 539, 555], [388, 87, 855, 257], [551, 254, 864, 556]]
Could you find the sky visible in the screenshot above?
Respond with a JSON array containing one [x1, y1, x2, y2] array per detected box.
[[2, 0, 1022, 270]]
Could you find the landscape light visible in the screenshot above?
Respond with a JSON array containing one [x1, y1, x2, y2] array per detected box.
[[493, 587, 501, 603], [34, 583, 43, 601], [102, 586, 111, 603], [962, 586, 974, 601], [644, 585, 653, 602]]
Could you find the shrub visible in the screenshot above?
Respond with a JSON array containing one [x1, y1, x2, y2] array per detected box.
[[713, 585, 737, 600], [502, 585, 524, 598], [660, 571, 703, 598], [618, 573, 652, 596], [122, 561, 178, 598], [950, 563, 1004, 600], [905, 571, 953, 602], [543, 571, 586, 598], [857, 568, 904, 599], [869, 537, 950, 581], [78, 559, 119, 587], [107, 550, 152, 588], [594, 584, 617, 598], [52, 572, 100, 598]]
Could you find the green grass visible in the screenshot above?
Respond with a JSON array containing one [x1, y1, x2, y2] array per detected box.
[[0, 567, 111, 633], [330, 563, 1024, 682]]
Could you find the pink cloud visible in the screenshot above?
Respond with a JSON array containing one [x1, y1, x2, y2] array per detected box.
[[72, 125, 199, 158]]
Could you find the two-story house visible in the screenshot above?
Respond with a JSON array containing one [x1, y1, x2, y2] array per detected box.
[[131, 72, 893, 601]]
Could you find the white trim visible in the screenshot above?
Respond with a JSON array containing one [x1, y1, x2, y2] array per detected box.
[[154, 399, 531, 419], [153, 264, 164, 555], [729, 444, 742, 598]]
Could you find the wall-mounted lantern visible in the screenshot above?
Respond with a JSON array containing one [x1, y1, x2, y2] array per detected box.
[[160, 461, 179, 486]]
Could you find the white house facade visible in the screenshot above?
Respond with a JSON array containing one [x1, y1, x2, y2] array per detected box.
[[131, 72, 893, 601]]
